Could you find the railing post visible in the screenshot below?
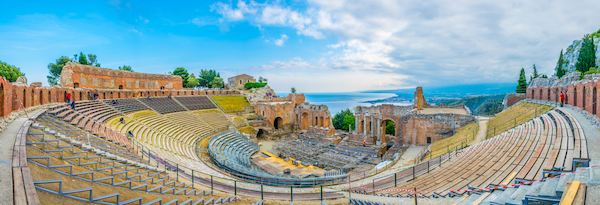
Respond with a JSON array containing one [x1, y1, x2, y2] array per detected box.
[[412, 166, 415, 180], [394, 173, 397, 187], [291, 186, 293, 201], [372, 179, 375, 195], [261, 184, 264, 200], [211, 175, 213, 192], [320, 185, 323, 201], [176, 164, 179, 181], [428, 161, 430, 173], [191, 170, 194, 188], [234, 181, 237, 196]]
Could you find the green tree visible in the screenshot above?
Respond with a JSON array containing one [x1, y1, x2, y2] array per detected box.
[[259, 76, 265, 83], [385, 120, 395, 135], [209, 77, 224, 88], [47, 56, 71, 85], [118, 65, 133, 72], [516, 68, 527, 93], [87, 54, 100, 67], [172, 67, 189, 87], [530, 64, 539, 81], [0, 61, 25, 82], [199, 69, 217, 87], [556, 49, 566, 78], [78, 52, 89, 65], [290, 87, 296, 94], [188, 74, 199, 88], [332, 108, 353, 130], [342, 114, 356, 132], [576, 36, 596, 77]]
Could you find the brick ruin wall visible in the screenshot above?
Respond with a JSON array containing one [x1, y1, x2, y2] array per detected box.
[[0, 77, 240, 119], [60, 62, 183, 90], [253, 93, 335, 136], [527, 71, 600, 118], [401, 113, 475, 145], [503, 93, 526, 110]]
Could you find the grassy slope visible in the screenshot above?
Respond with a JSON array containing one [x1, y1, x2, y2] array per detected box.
[[211, 96, 250, 112], [423, 122, 479, 160], [486, 102, 554, 139]]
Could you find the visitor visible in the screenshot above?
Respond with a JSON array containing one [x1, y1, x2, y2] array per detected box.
[[94, 93, 98, 100], [66, 92, 71, 104], [70, 100, 76, 110], [120, 117, 125, 124], [560, 91, 565, 107], [115, 100, 119, 104], [168, 94, 171, 99], [128, 130, 134, 138], [380, 153, 383, 160], [112, 100, 116, 104], [147, 96, 151, 100], [362, 141, 366, 147]]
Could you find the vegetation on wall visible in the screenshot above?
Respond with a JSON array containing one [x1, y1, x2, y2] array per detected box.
[[0, 61, 25, 82], [244, 82, 267, 89], [333, 108, 355, 131], [118, 65, 133, 72]]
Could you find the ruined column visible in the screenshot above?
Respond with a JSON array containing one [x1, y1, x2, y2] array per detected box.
[[355, 115, 358, 134], [370, 115, 374, 137], [364, 114, 367, 136], [376, 116, 381, 146]]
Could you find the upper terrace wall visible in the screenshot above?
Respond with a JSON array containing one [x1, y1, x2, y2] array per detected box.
[[527, 71, 600, 117], [0, 75, 239, 118], [60, 62, 183, 90]]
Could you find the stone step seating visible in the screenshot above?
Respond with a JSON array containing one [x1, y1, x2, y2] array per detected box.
[[369, 111, 584, 198], [47, 102, 130, 148], [136, 113, 198, 146], [139, 97, 187, 114], [36, 113, 146, 164], [103, 98, 149, 113], [350, 198, 391, 205], [25, 129, 234, 204], [166, 112, 214, 137], [192, 110, 232, 130], [274, 136, 378, 170], [447, 166, 590, 205], [208, 131, 346, 185], [175, 96, 217, 110], [556, 108, 589, 168]]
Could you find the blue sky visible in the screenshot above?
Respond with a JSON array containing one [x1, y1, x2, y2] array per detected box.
[[1, 0, 600, 93]]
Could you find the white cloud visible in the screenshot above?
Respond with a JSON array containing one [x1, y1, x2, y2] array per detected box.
[[210, 0, 257, 22], [274, 34, 288, 46], [211, 0, 600, 88]]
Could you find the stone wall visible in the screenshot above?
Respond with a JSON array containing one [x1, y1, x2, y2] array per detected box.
[[253, 93, 335, 136], [527, 72, 600, 118], [0, 76, 239, 118], [60, 62, 183, 90], [503, 93, 526, 110], [401, 113, 476, 145]]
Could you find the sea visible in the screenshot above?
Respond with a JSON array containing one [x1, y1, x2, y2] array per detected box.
[[303, 92, 412, 115]]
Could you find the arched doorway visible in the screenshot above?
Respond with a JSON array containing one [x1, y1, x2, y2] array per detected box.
[[23, 89, 27, 109], [594, 87, 597, 115], [257, 129, 266, 139], [39, 90, 43, 105], [119, 85, 123, 89], [574, 87, 578, 107], [274, 117, 283, 130], [319, 116, 324, 127], [427, 137, 432, 144], [383, 120, 395, 136], [301, 113, 309, 130], [48, 91, 51, 103]]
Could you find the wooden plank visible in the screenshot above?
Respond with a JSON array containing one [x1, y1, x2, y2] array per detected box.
[[19, 145, 27, 168], [573, 183, 586, 205], [13, 167, 27, 205], [12, 146, 20, 168], [565, 150, 574, 172], [581, 139, 588, 160], [573, 139, 581, 159], [21, 167, 41, 205], [502, 172, 518, 186], [559, 181, 580, 205]]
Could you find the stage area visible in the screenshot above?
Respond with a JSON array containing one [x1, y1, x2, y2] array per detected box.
[[250, 151, 326, 176]]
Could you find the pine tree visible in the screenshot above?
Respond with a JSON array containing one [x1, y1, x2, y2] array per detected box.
[[576, 36, 596, 77], [557, 49, 566, 78], [516, 68, 527, 93], [530, 64, 539, 81]]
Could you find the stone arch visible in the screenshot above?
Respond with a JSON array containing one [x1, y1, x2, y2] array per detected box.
[[274, 117, 284, 129], [381, 118, 396, 136], [257, 129, 266, 139], [319, 116, 324, 127], [301, 112, 309, 130]]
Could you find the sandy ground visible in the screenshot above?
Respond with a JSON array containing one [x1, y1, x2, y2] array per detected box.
[[470, 117, 489, 145]]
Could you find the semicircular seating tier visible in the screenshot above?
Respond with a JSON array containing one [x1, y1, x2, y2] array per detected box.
[[356, 108, 588, 198], [208, 130, 348, 186]]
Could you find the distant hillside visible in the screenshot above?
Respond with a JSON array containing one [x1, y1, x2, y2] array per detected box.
[[364, 83, 515, 98], [429, 94, 506, 116]]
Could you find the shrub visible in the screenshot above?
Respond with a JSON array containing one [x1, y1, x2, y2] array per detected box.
[[244, 82, 267, 89]]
